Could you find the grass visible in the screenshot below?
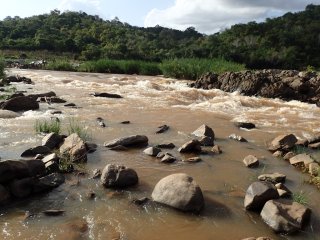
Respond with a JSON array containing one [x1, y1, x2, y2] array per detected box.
[[35, 119, 61, 134], [0, 57, 5, 80], [292, 191, 309, 205], [46, 60, 76, 71], [66, 118, 90, 141]]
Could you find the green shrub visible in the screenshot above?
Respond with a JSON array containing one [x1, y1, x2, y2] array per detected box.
[[35, 119, 61, 134], [0, 58, 5, 79], [46, 60, 76, 71]]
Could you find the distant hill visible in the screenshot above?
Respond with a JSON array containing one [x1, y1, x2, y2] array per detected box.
[[0, 5, 319, 70]]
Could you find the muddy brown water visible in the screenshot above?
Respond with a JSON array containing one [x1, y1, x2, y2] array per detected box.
[[0, 69, 320, 240]]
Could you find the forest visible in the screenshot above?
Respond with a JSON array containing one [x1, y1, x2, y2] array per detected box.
[[0, 4, 319, 70]]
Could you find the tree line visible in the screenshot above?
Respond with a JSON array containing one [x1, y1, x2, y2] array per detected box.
[[0, 4, 319, 70]]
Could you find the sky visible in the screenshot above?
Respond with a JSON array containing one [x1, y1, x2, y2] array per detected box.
[[0, 0, 319, 34]]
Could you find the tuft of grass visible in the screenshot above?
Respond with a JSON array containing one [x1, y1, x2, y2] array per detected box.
[[66, 118, 90, 141], [292, 145, 310, 155], [292, 191, 309, 205], [35, 119, 61, 134]]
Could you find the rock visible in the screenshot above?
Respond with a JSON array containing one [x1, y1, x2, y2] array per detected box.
[[242, 238, 273, 240], [101, 164, 138, 188], [120, 121, 130, 124], [289, 153, 314, 168], [308, 162, 320, 176], [86, 142, 97, 153], [283, 152, 296, 161], [42, 133, 63, 149], [275, 183, 292, 198], [64, 103, 77, 107], [244, 181, 279, 211], [268, 134, 297, 151], [109, 145, 128, 151], [161, 153, 177, 163], [92, 169, 102, 179], [60, 133, 87, 163], [0, 160, 46, 183], [308, 142, 320, 149], [5, 75, 33, 84], [258, 173, 286, 184], [90, 92, 122, 98], [10, 178, 35, 198], [1, 96, 39, 112], [42, 153, 60, 173], [38, 96, 66, 104], [0, 110, 20, 118], [156, 124, 169, 134], [192, 124, 215, 139], [156, 143, 175, 149], [151, 173, 204, 213], [178, 140, 202, 153], [198, 136, 214, 146], [243, 155, 259, 168], [156, 152, 165, 158], [33, 173, 65, 193], [27, 91, 56, 101], [211, 145, 222, 154], [21, 146, 52, 157], [143, 147, 162, 157], [0, 184, 11, 205], [229, 134, 248, 142], [183, 157, 202, 163], [272, 150, 283, 157], [234, 122, 256, 129], [49, 110, 62, 115], [43, 209, 65, 216], [260, 199, 311, 233], [104, 135, 148, 148], [96, 117, 106, 128], [132, 197, 150, 206]]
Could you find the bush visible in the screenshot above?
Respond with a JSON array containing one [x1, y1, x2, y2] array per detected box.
[[46, 60, 76, 71], [0, 58, 5, 79], [35, 119, 61, 134]]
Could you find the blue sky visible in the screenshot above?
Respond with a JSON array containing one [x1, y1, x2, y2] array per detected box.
[[0, 0, 319, 34]]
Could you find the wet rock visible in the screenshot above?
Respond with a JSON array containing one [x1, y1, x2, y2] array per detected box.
[[156, 152, 165, 158], [42, 153, 60, 173], [60, 133, 87, 163], [234, 122, 256, 129], [0, 160, 46, 183], [49, 110, 62, 115], [308, 142, 320, 149], [211, 145, 222, 154], [161, 153, 177, 163], [90, 92, 122, 98], [258, 173, 286, 184], [178, 140, 202, 153], [143, 147, 162, 157], [21, 146, 52, 157], [308, 162, 320, 176], [38, 96, 66, 103], [156, 124, 169, 134], [96, 117, 106, 128], [260, 199, 311, 234], [64, 103, 77, 108], [289, 153, 314, 168], [104, 135, 148, 148], [92, 169, 102, 179], [120, 121, 130, 124], [268, 134, 297, 151], [155, 143, 175, 149], [61, 218, 88, 239], [229, 134, 248, 142], [192, 124, 215, 139], [132, 197, 150, 206], [272, 150, 283, 157], [86, 142, 98, 153], [27, 91, 56, 101], [198, 136, 214, 146], [101, 164, 138, 188], [243, 155, 259, 168], [244, 181, 279, 211], [5, 75, 33, 84], [10, 178, 35, 198], [109, 145, 128, 151], [0, 184, 11, 205], [275, 183, 292, 198], [183, 157, 202, 163], [43, 209, 65, 216], [151, 173, 204, 213], [1, 96, 39, 112], [41, 133, 62, 149], [0, 110, 20, 118], [283, 152, 296, 161], [33, 173, 65, 193]]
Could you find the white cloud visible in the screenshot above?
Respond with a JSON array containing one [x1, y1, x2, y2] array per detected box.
[[144, 0, 320, 34], [58, 0, 101, 15]]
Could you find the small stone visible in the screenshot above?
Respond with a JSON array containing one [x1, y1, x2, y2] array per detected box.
[[308, 162, 320, 176], [229, 134, 248, 142], [243, 155, 259, 168], [156, 143, 175, 149], [143, 147, 162, 157], [156, 124, 169, 134], [120, 121, 130, 124], [258, 173, 286, 184], [43, 210, 65, 216], [211, 145, 222, 154], [283, 152, 296, 161], [156, 152, 165, 158], [161, 153, 177, 163], [273, 150, 283, 157], [183, 157, 202, 163], [178, 140, 202, 153]]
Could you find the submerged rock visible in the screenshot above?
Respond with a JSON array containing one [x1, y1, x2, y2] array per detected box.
[[156, 143, 175, 149], [178, 140, 202, 153], [1, 96, 39, 112], [229, 134, 248, 142], [143, 147, 162, 157], [101, 164, 138, 188], [104, 135, 148, 148], [156, 124, 169, 134], [90, 92, 122, 98], [234, 122, 256, 129], [0, 110, 20, 118], [161, 153, 177, 163], [151, 173, 204, 213], [21, 146, 51, 157]]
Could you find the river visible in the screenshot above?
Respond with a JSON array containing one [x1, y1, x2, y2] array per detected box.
[[0, 69, 320, 240]]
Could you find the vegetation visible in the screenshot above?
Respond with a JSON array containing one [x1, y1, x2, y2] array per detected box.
[[292, 191, 309, 205], [0, 5, 319, 70], [0, 86, 16, 100], [35, 119, 61, 134], [0, 57, 5, 79], [46, 60, 76, 71], [67, 118, 90, 141]]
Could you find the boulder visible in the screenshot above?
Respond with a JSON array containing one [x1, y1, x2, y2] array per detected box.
[[151, 173, 204, 213], [268, 134, 297, 151], [0, 160, 45, 183], [260, 199, 311, 233], [101, 164, 138, 188], [33, 173, 65, 193], [258, 173, 286, 184], [104, 135, 148, 148], [0, 110, 20, 118], [1, 96, 39, 112], [143, 147, 162, 157], [161, 153, 177, 163], [156, 124, 169, 134], [178, 140, 202, 153], [229, 134, 248, 142], [289, 154, 314, 168], [60, 133, 87, 163], [0, 184, 10, 205], [21, 146, 51, 157], [10, 178, 35, 198], [244, 181, 279, 211], [243, 155, 259, 168], [192, 124, 215, 139], [42, 132, 64, 149], [90, 92, 122, 98], [234, 122, 256, 129], [27, 91, 56, 100]]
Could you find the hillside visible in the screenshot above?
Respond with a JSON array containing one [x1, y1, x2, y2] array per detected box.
[[0, 4, 319, 70]]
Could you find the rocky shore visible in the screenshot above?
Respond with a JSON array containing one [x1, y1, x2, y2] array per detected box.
[[189, 70, 320, 106]]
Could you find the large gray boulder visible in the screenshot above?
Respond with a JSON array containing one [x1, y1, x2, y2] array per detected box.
[[60, 133, 87, 163], [1, 96, 39, 112], [104, 135, 148, 148], [0, 160, 45, 183], [151, 173, 204, 213], [101, 164, 138, 188], [244, 181, 279, 211], [261, 199, 311, 233], [178, 140, 202, 153], [268, 134, 297, 151]]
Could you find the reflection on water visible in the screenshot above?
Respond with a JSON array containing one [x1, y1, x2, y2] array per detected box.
[[0, 69, 319, 239]]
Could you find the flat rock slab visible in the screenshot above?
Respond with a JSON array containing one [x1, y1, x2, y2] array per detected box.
[[104, 135, 148, 148], [258, 173, 286, 184]]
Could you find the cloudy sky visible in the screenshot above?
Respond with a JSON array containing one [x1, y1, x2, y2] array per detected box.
[[0, 0, 319, 34]]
